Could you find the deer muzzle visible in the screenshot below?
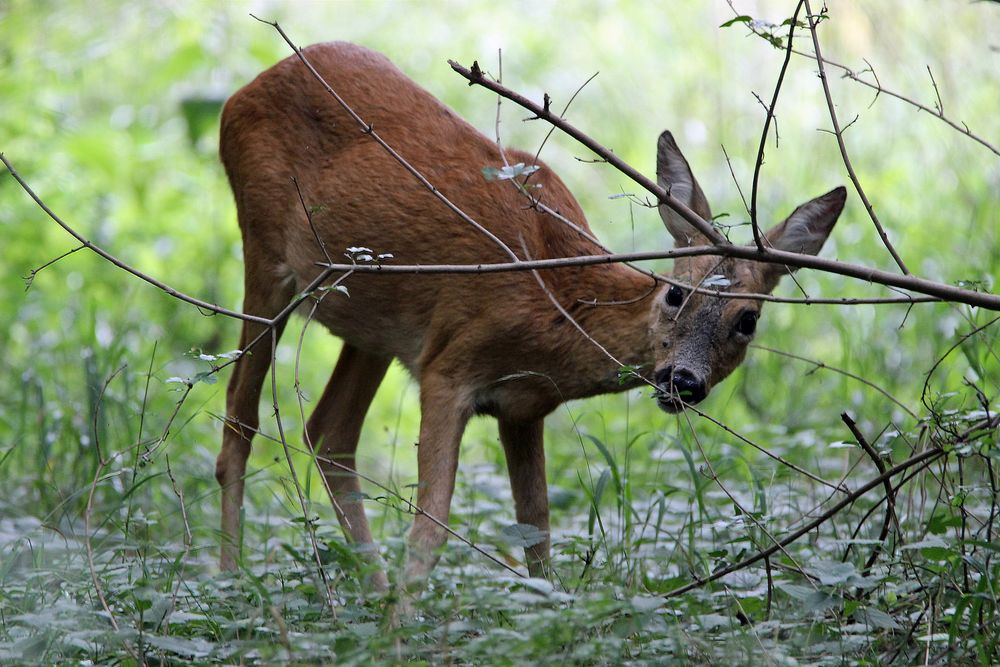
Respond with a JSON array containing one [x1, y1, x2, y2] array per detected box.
[[653, 366, 707, 413]]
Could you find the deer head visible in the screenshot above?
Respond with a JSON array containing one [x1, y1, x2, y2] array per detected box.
[[650, 131, 846, 412]]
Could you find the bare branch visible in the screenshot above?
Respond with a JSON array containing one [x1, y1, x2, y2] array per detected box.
[[1, 153, 269, 324], [750, 0, 805, 251], [840, 413, 898, 575], [310, 246, 998, 309], [449, 59, 729, 245], [662, 446, 945, 599], [803, 0, 910, 275], [8, 147, 996, 312]]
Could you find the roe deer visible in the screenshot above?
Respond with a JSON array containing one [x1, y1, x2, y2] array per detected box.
[[215, 42, 846, 591]]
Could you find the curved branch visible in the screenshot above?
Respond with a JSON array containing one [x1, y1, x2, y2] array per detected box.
[[1, 153, 270, 325]]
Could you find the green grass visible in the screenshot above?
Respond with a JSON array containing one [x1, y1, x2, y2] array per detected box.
[[2, 1, 998, 664]]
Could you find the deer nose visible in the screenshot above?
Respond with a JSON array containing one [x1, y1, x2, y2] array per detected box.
[[654, 366, 707, 409]]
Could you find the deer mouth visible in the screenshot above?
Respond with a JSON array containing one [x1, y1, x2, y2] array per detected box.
[[655, 391, 692, 413], [653, 367, 708, 412]]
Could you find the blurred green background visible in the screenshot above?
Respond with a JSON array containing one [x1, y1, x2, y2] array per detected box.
[[0, 0, 998, 661], [3, 0, 997, 540]]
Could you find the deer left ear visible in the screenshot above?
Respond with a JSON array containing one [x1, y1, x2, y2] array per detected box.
[[764, 186, 846, 256], [760, 186, 846, 289]]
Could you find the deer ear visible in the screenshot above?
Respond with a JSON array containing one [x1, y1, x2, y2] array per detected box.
[[760, 186, 847, 288], [657, 130, 712, 247], [764, 186, 846, 256]]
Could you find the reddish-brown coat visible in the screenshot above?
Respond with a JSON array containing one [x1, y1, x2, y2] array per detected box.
[[215, 42, 845, 592]]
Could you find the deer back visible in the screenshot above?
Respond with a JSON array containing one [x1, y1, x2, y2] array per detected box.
[[219, 42, 657, 414]]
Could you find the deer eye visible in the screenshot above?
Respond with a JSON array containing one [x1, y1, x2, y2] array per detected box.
[[735, 311, 758, 336], [665, 285, 684, 307]]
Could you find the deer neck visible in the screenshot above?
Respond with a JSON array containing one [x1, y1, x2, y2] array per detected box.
[[553, 262, 658, 399]]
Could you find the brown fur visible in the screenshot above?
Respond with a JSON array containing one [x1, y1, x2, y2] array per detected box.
[[215, 42, 846, 591]]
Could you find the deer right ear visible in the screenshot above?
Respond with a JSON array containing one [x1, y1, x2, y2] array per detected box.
[[657, 130, 713, 247], [758, 186, 847, 291]]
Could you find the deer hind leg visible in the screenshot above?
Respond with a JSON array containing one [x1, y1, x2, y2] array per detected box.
[[401, 374, 472, 591], [216, 270, 295, 571], [304, 343, 391, 592], [499, 417, 551, 578]]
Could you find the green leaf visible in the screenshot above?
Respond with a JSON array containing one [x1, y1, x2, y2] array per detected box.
[[855, 606, 901, 630], [928, 513, 962, 534], [588, 468, 611, 536], [809, 560, 858, 585], [720, 15, 753, 28], [191, 370, 217, 385], [616, 364, 641, 385], [778, 583, 840, 613], [584, 434, 622, 494], [143, 635, 215, 659], [500, 523, 547, 548]]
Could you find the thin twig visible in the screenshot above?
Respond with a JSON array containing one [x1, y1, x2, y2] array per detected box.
[[689, 404, 846, 492], [841, 413, 898, 575], [749, 0, 805, 251], [83, 365, 146, 665], [267, 328, 338, 615], [292, 175, 332, 264], [662, 446, 946, 599], [526, 70, 600, 185], [1, 153, 269, 324], [449, 59, 728, 245], [753, 345, 918, 419], [803, 1, 909, 274], [926, 65, 944, 116], [721, 143, 750, 217], [23, 244, 85, 290], [164, 453, 193, 635]]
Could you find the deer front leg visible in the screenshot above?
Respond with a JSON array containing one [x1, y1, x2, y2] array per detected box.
[[401, 376, 471, 592], [498, 417, 551, 578], [217, 291, 291, 571], [305, 343, 392, 592]]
